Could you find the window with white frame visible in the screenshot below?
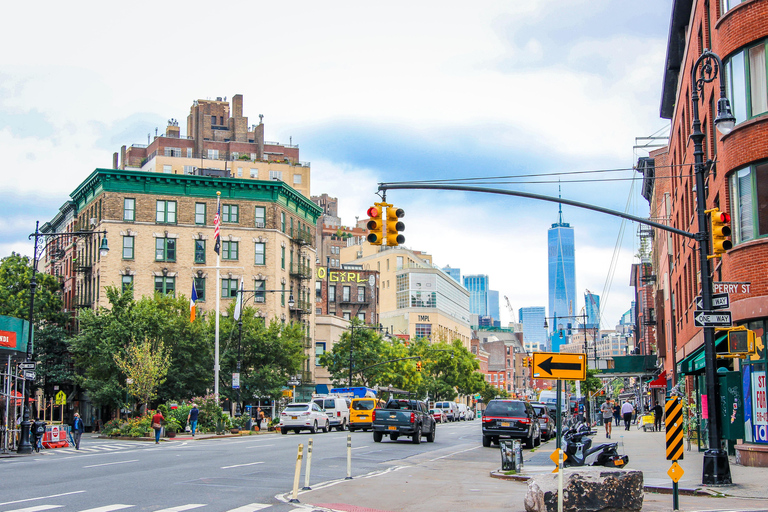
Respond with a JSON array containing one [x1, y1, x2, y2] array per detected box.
[[164, 147, 181, 157], [729, 161, 768, 244], [183, 165, 195, 175], [250, 168, 258, 178], [293, 174, 302, 184], [207, 149, 219, 159], [163, 165, 172, 173], [255, 206, 266, 227], [269, 170, 283, 181]]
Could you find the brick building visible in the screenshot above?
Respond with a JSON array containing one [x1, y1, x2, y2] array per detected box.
[[642, 0, 768, 464]]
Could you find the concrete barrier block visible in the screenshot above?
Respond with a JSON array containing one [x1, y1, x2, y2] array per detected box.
[[524, 467, 643, 512]]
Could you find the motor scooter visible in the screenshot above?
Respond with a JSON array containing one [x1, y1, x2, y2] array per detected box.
[[561, 423, 628, 468]]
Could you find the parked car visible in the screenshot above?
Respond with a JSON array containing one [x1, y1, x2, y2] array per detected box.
[[372, 399, 436, 443], [530, 402, 552, 440], [313, 395, 351, 431], [279, 402, 330, 434], [349, 397, 384, 432], [434, 401, 459, 422], [430, 408, 447, 423], [481, 399, 541, 449]]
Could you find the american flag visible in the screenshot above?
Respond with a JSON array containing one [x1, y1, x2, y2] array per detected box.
[[213, 196, 221, 255]]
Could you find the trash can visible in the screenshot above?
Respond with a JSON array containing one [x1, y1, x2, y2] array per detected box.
[[499, 439, 516, 471]]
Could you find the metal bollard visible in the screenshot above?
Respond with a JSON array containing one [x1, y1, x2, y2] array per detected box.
[[302, 438, 313, 490], [290, 443, 303, 503], [345, 434, 352, 480]]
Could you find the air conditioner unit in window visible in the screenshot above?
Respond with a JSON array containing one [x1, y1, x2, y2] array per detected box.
[[255, 222, 265, 228], [255, 297, 265, 303], [89, 218, 97, 227]]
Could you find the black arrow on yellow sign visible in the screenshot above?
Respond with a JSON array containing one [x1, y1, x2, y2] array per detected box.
[[537, 357, 581, 375]]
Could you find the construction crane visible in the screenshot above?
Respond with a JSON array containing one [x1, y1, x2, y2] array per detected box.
[[504, 295, 514, 322]]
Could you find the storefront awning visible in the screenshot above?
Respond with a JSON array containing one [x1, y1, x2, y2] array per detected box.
[[648, 370, 668, 388], [678, 333, 728, 375]]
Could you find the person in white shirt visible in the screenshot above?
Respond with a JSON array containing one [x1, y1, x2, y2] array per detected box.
[[600, 398, 614, 439], [621, 400, 635, 431]]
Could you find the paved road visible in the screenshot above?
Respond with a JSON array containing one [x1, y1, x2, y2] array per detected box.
[[0, 419, 479, 512]]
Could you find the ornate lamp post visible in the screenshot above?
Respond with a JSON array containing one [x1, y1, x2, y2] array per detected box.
[[690, 49, 735, 485], [18, 221, 108, 454]]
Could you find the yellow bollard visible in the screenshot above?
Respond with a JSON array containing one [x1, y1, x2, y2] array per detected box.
[[302, 438, 313, 490], [289, 443, 303, 503]]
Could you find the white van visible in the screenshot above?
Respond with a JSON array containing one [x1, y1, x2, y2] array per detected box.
[[313, 395, 351, 431], [456, 403, 469, 421], [434, 401, 459, 422]]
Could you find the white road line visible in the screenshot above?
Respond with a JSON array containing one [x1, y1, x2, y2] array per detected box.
[[351, 446, 367, 450], [225, 505, 271, 512], [245, 444, 273, 449], [83, 459, 138, 468], [0, 491, 86, 507], [78, 506, 133, 512], [428, 445, 481, 462], [4, 506, 63, 512], [220, 461, 265, 469], [153, 505, 206, 512]]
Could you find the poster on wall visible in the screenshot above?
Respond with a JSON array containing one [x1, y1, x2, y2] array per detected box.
[[744, 365, 753, 443], [753, 370, 768, 443]]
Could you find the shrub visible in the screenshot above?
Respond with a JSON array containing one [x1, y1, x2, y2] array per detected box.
[[102, 418, 122, 436]]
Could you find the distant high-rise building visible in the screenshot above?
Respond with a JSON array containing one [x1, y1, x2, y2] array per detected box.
[[463, 274, 489, 316], [519, 307, 547, 352], [585, 291, 600, 330], [442, 266, 461, 284], [488, 290, 500, 323], [548, 202, 576, 327]]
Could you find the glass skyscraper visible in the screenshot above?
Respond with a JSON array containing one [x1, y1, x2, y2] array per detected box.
[[519, 306, 547, 352], [585, 291, 600, 330], [488, 290, 500, 323], [463, 274, 489, 316], [548, 205, 576, 334], [441, 266, 461, 284]]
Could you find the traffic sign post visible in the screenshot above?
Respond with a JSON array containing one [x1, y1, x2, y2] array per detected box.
[[532, 352, 587, 381], [695, 293, 729, 310], [693, 310, 732, 328]]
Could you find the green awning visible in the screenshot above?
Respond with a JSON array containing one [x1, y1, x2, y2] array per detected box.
[[678, 332, 728, 375]]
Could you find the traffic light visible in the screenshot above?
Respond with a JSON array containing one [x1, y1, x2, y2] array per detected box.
[[707, 207, 732, 258], [366, 204, 384, 245], [385, 206, 405, 247], [716, 327, 757, 356], [416, 361, 422, 372], [522, 358, 528, 368]]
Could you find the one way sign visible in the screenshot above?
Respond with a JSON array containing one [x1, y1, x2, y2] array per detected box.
[[695, 293, 730, 310], [694, 310, 732, 327]]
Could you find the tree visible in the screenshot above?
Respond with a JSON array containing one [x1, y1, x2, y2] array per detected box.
[[318, 319, 392, 387], [410, 339, 484, 401], [114, 338, 171, 411]]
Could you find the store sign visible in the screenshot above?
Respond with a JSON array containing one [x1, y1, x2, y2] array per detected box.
[[753, 371, 768, 442], [316, 267, 369, 283], [0, 330, 17, 349]]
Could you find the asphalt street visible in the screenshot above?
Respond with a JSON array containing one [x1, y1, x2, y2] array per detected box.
[[0, 419, 481, 512]]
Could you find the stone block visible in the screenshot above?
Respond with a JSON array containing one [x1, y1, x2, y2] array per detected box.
[[524, 467, 643, 512]]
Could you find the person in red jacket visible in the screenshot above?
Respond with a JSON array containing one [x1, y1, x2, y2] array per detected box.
[[152, 410, 164, 444]]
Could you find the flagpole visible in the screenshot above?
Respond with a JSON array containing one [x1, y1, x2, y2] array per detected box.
[[214, 191, 221, 403]]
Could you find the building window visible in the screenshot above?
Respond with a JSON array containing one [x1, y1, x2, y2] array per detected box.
[[294, 174, 302, 184], [726, 40, 768, 125], [155, 276, 175, 296], [270, 170, 283, 181], [281, 246, 285, 269], [221, 278, 238, 299], [156, 200, 177, 224], [194, 277, 206, 302], [163, 147, 181, 157], [342, 286, 350, 302], [255, 206, 266, 227], [186, 148, 193, 158], [123, 198, 135, 221], [415, 323, 432, 338], [222, 204, 239, 223], [329, 285, 336, 302], [397, 256, 403, 270], [195, 203, 206, 225], [222, 240, 239, 260], [316, 281, 322, 300], [254, 242, 265, 265], [122, 275, 133, 293], [729, 161, 768, 243], [155, 237, 176, 262], [343, 312, 351, 320], [237, 167, 243, 177], [357, 312, 366, 321], [207, 149, 219, 159], [184, 165, 195, 175], [357, 287, 365, 302], [163, 165, 173, 173], [281, 212, 286, 232], [253, 280, 265, 302], [315, 342, 326, 365], [122, 236, 134, 260], [281, 284, 286, 307], [250, 168, 257, 178], [194, 240, 206, 264]]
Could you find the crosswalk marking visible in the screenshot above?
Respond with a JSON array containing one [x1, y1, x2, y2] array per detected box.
[[153, 505, 206, 512], [78, 506, 133, 512], [5, 506, 63, 512], [225, 505, 271, 512]]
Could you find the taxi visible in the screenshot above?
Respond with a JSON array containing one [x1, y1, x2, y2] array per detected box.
[[348, 397, 384, 432]]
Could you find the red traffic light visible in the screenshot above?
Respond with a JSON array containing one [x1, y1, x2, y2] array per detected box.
[[367, 206, 380, 218], [713, 211, 731, 223]]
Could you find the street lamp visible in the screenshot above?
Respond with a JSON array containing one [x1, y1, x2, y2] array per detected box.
[[690, 49, 735, 485], [233, 287, 295, 416], [347, 322, 389, 388], [18, 221, 108, 454]]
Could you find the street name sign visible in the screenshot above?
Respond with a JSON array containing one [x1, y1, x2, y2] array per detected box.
[[712, 281, 751, 295], [19, 362, 36, 370], [693, 310, 732, 327], [532, 352, 586, 381], [695, 293, 729, 310]]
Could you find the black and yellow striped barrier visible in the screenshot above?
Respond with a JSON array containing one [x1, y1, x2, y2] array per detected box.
[[665, 397, 684, 461]]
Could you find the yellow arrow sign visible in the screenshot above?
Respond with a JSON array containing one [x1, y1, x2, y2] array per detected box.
[[668, 461, 684, 483], [533, 352, 587, 381]]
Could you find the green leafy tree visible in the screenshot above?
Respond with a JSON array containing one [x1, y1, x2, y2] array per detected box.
[[114, 338, 171, 411], [410, 339, 484, 401], [318, 319, 392, 387]]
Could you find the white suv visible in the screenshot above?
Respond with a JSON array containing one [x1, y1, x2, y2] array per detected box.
[[313, 396, 350, 431], [279, 402, 330, 434]]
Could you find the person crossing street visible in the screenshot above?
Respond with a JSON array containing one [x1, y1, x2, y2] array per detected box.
[[72, 413, 84, 450]]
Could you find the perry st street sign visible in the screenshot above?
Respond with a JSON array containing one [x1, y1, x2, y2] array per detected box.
[[693, 310, 732, 327], [695, 293, 730, 310]]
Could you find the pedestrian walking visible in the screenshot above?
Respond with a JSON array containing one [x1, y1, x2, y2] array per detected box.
[[187, 403, 199, 436], [621, 400, 634, 431], [600, 398, 614, 439], [653, 402, 664, 432], [72, 412, 84, 450], [257, 407, 266, 431], [152, 410, 164, 444], [613, 403, 621, 426]]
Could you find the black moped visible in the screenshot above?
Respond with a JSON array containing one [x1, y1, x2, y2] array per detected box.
[[561, 423, 629, 468]]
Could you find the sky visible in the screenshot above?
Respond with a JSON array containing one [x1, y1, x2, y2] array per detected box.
[[0, 0, 673, 330]]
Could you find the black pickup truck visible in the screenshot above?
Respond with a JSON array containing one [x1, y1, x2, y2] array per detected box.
[[371, 399, 436, 444]]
